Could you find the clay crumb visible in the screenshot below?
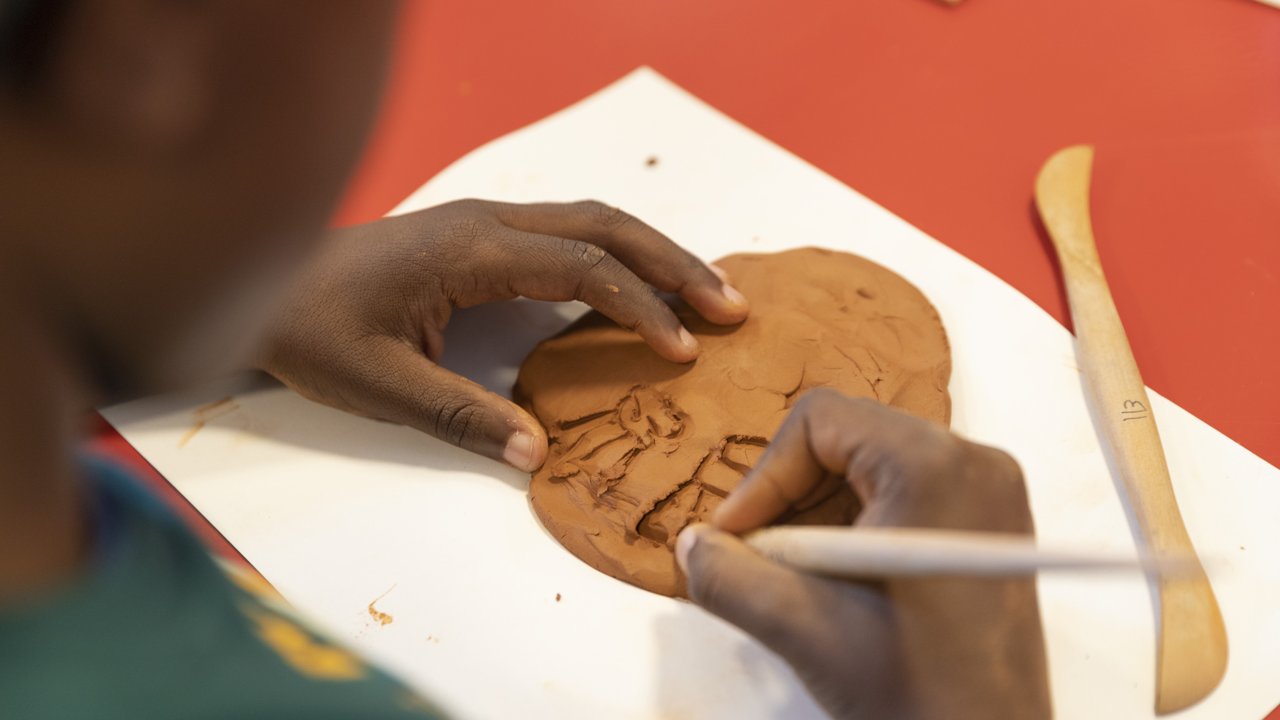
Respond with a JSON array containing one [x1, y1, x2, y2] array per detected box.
[[367, 603, 393, 626], [426, 635, 439, 644], [367, 584, 396, 626], [645, 155, 659, 168], [605, 284, 620, 294], [555, 593, 562, 602]]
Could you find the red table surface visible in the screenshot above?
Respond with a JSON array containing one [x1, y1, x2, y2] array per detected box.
[[89, 1, 1280, 715], [342, 0, 1280, 470]]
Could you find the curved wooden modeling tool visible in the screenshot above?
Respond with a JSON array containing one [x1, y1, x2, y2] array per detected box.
[[1035, 145, 1228, 714]]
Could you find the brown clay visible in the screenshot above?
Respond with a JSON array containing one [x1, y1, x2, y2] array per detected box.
[[515, 248, 951, 596]]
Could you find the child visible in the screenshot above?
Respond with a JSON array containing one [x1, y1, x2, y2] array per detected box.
[[0, 3, 1049, 717]]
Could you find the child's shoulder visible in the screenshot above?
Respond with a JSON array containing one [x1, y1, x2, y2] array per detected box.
[[0, 458, 444, 720]]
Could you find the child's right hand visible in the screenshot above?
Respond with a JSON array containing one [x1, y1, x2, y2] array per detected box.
[[678, 390, 1053, 720]]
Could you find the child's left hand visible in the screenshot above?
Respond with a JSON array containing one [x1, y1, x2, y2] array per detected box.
[[257, 199, 749, 472]]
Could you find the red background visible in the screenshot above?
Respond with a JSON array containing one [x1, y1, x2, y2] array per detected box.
[[340, 0, 1280, 469], [90, 1, 1280, 713]]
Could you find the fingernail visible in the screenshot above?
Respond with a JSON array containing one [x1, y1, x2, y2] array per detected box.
[[709, 495, 735, 527], [708, 264, 748, 311], [675, 524, 705, 573], [721, 283, 748, 309], [678, 326, 699, 352], [502, 431, 537, 472]]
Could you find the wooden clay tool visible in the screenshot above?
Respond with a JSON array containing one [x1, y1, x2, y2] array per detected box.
[[744, 526, 1195, 578], [1034, 145, 1228, 714]]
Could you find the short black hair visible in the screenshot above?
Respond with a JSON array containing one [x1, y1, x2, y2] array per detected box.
[[0, 0, 73, 92]]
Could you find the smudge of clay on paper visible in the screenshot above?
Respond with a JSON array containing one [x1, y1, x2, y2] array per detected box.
[[178, 396, 240, 447]]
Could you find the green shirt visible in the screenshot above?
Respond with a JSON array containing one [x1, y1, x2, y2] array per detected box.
[[0, 459, 444, 719]]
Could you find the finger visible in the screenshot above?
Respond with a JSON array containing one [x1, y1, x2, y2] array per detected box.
[[353, 337, 549, 471], [476, 229, 701, 363], [677, 524, 893, 672], [713, 389, 947, 533], [494, 200, 749, 325]]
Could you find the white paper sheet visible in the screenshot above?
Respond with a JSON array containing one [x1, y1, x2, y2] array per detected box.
[[102, 68, 1280, 720]]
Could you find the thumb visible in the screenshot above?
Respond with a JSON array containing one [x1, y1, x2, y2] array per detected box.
[[677, 523, 903, 720], [676, 523, 845, 662], [357, 339, 548, 471]]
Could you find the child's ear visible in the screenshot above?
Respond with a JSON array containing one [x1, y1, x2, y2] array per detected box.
[[44, 0, 217, 152]]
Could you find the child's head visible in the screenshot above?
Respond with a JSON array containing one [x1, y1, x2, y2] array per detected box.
[[0, 1, 397, 396]]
